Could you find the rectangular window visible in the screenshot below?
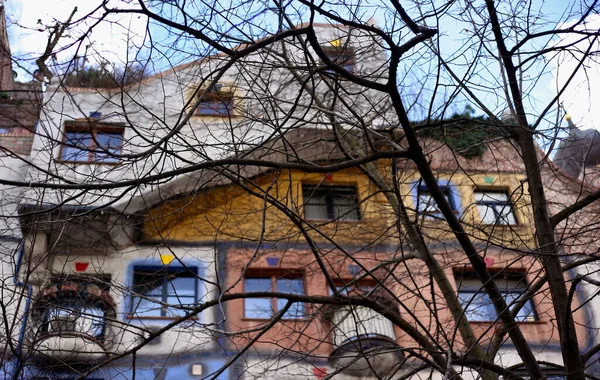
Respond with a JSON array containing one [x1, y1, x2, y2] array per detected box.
[[131, 266, 198, 318], [196, 89, 234, 116], [416, 185, 457, 215], [302, 185, 360, 221], [321, 46, 355, 73], [60, 123, 124, 163], [244, 275, 305, 320], [474, 190, 517, 225], [455, 272, 537, 322]]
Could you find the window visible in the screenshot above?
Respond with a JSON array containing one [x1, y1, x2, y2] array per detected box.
[[42, 304, 105, 339], [131, 266, 198, 318], [302, 185, 360, 221], [244, 276, 305, 319], [413, 180, 461, 218], [321, 46, 355, 73], [455, 272, 537, 322], [38, 279, 113, 341], [60, 123, 124, 163], [196, 88, 234, 116], [474, 190, 517, 225]]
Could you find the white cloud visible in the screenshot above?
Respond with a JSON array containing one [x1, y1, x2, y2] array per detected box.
[[6, 0, 148, 77], [551, 14, 600, 131]]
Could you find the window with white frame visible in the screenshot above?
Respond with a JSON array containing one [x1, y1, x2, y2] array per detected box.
[[302, 185, 360, 221], [474, 190, 517, 225], [455, 272, 537, 322]]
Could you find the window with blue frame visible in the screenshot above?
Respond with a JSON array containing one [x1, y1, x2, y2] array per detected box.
[[244, 275, 305, 320], [455, 272, 538, 322], [414, 180, 461, 218], [131, 266, 198, 318]]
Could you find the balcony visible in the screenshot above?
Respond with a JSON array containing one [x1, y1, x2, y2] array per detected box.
[[29, 280, 115, 365], [328, 301, 402, 377]]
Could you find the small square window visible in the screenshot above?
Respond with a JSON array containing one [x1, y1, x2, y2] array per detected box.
[[60, 123, 124, 163], [131, 266, 198, 318], [455, 272, 537, 322], [196, 88, 234, 116], [302, 185, 360, 221], [244, 275, 305, 319], [321, 46, 355, 74], [474, 190, 517, 225]]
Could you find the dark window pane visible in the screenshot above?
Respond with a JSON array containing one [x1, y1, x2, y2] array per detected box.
[[303, 185, 359, 221]]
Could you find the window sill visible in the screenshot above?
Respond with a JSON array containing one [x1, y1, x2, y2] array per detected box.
[[192, 113, 242, 119], [126, 314, 199, 321], [241, 317, 308, 323], [56, 159, 121, 166], [305, 218, 361, 224], [468, 319, 541, 324]]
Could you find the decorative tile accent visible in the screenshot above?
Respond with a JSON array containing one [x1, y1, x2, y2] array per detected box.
[[75, 262, 89, 272], [266, 257, 279, 266]]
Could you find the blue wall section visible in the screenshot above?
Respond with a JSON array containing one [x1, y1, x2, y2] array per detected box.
[[22, 357, 230, 380]]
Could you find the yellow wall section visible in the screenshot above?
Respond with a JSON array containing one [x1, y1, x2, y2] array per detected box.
[[143, 165, 535, 248]]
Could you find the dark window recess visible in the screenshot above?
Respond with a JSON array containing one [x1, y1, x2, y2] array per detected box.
[[244, 276, 305, 319], [474, 190, 517, 225], [131, 266, 198, 318], [455, 272, 537, 322], [321, 46, 355, 73], [60, 123, 124, 163], [416, 184, 457, 215], [196, 89, 234, 116], [302, 185, 360, 221]]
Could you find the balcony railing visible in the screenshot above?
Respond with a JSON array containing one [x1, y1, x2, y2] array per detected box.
[[328, 304, 402, 377], [28, 280, 115, 365], [331, 305, 396, 347]]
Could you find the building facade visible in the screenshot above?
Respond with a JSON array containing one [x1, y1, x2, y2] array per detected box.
[[0, 14, 598, 380]]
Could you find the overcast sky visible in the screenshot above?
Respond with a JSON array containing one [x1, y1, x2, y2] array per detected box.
[[4, 0, 598, 132]]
